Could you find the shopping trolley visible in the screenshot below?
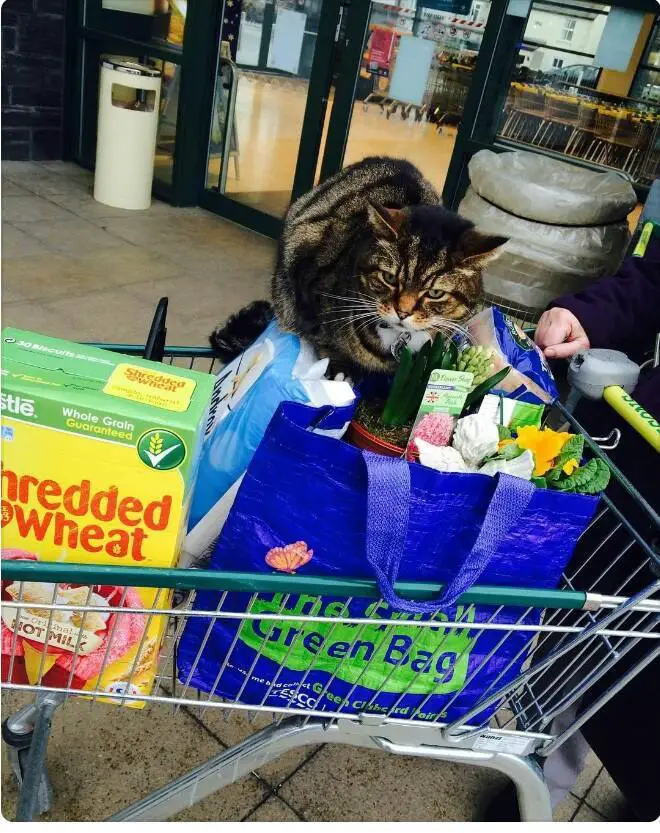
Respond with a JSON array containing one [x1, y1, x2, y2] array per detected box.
[[427, 66, 471, 134], [2, 324, 659, 822]]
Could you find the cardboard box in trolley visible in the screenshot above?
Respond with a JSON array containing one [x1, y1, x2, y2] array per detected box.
[[1, 329, 216, 706]]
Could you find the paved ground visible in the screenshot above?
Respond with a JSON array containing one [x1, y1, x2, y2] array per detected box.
[[1, 161, 623, 822]]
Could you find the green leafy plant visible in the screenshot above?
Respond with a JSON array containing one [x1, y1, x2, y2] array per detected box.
[[381, 337, 512, 427], [463, 366, 511, 410], [551, 457, 611, 494], [381, 341, 437, 426], [457, 345, 496, 385]]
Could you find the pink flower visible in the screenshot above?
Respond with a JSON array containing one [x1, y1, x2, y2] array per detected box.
[[409, 412, 455, 458]]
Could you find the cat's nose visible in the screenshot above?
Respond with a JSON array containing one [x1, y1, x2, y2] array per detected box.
[[397, 292, 417, 319]]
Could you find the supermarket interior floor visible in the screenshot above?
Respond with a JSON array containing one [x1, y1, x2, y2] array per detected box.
[[1, 160, 624, 823]]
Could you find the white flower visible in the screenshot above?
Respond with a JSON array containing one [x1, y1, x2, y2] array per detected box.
[[479, 449, 535, 480], [416, 441, 472, 473], [452, 414, 500, 467]]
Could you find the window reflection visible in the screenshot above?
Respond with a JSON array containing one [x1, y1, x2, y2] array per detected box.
[[101, 0, 185, 49], [497, 3, 659, 185]]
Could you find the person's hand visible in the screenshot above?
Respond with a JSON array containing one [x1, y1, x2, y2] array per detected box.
[[535, 308, 590, 359]]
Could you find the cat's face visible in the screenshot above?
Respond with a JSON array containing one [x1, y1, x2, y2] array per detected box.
[[356, 203, 507, 339]]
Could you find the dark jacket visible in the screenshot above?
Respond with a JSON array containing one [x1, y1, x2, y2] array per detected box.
[[551, 235, 660, 423], [549, 236, 659, 821]]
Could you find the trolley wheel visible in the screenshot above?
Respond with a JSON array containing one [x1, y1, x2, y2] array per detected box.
[[6, 745, 54, 816], [3, 720, 54, 817]]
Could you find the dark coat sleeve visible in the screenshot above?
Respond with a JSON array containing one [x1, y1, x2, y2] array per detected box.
[[549, 236, 660, 349]]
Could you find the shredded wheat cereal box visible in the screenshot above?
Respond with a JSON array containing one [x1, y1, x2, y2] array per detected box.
[[1, 329, 217, 706]]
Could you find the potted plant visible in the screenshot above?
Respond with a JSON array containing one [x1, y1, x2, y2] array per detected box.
[[346, 335, 510, 458]]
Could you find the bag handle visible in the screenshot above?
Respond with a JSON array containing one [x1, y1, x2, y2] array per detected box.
[[362, 451, 535, 613]]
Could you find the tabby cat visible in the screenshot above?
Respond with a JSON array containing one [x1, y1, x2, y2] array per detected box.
[[210, 156, 506, 376]]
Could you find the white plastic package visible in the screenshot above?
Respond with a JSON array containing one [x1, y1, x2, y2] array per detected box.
[[184, 321, 355, 564]]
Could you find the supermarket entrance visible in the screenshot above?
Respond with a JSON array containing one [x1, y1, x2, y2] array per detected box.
[[199, 0, 499, 235], [68, 1, 658, 236]]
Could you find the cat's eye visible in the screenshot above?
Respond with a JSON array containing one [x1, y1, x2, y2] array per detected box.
[[428, 288, 449, 300], [379, 272, 397, 286]]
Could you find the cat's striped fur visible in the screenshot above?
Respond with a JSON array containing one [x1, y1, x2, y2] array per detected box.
[[210, 156, 506, 375]]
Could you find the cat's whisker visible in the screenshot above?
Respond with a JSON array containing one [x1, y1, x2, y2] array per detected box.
[[321, 312, 379, 326], [319, 291, 373, 303], [430, 319, 473, 346], [333, 312, 381, 335], [320, 301, 377, 310], [320, 304, 378, 318], [320, 290, 379, 307], [352, 315, 382, 336]]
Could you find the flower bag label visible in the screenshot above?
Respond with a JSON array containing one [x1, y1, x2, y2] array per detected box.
[[1, 328, 216, 705], [419, 369, 474, 416]]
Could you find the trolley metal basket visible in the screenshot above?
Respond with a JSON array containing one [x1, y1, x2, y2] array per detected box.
[[2, 337, 659, 822]]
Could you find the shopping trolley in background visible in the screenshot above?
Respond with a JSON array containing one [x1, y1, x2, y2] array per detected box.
[[426, 65, 471, 134], [2, 331, 659, 822]]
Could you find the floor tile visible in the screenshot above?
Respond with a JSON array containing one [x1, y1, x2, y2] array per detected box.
[[125, 270, 270, 322], [571, 750, 603, 799], [1, 300, 77, 338], [71, 244, 181, 286], [244, 796, 301, 821], [1, 699, 267, 821], [279, 743, 507, 821], [43, 289, 166, 343], [1, 224, 51, 259], [2, 161, 44, 178], [574, 803, 608, 822], [160, 313, 227, 346], [89, 215, 190, 248], [13, 219, 125, 254], [2, 195, 77, 223], [171, 778, 269, 822], [553, 793, 580, 821], [2, 252, 103, 302], [37, 161, 94, 183], [46, 191, 165, 220], [195, 708, 322, 786], [1, 180, 32, 197], [584, 768, 625, 821], [3, 170, 90, 197]]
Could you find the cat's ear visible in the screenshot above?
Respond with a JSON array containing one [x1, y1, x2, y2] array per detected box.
[[367, 201, 406, 239], [456, 228, 508, 266]]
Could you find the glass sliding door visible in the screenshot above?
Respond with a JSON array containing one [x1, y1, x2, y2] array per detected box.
[[203, 0, 336, 231], [338, 0, 492, 195]]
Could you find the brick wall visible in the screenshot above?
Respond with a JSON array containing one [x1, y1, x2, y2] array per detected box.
[[2, 0, 67, 161]]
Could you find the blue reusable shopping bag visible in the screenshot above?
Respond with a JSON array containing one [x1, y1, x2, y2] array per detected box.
[[178, 402, 599, 723]]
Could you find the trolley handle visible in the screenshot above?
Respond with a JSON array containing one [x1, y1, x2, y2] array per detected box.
[[566, 348, 660, 453]]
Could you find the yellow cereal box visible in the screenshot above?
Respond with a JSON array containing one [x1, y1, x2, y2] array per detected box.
[[1, 329, 216, 705]]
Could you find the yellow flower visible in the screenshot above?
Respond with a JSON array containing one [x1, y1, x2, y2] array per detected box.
[[562, 458, 579, 475], [515, 425, 572, 477]]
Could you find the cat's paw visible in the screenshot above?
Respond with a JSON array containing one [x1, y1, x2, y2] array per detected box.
[[333, 371, 354, 387]]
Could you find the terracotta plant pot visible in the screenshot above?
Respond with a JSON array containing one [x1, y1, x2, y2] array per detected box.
[[346, 419, 412, 459]]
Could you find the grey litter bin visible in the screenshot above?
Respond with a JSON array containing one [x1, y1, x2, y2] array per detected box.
[[94, 58, 162, 211]]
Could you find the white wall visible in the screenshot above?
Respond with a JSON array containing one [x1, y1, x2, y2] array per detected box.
[[524, 9, 607, 71]]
